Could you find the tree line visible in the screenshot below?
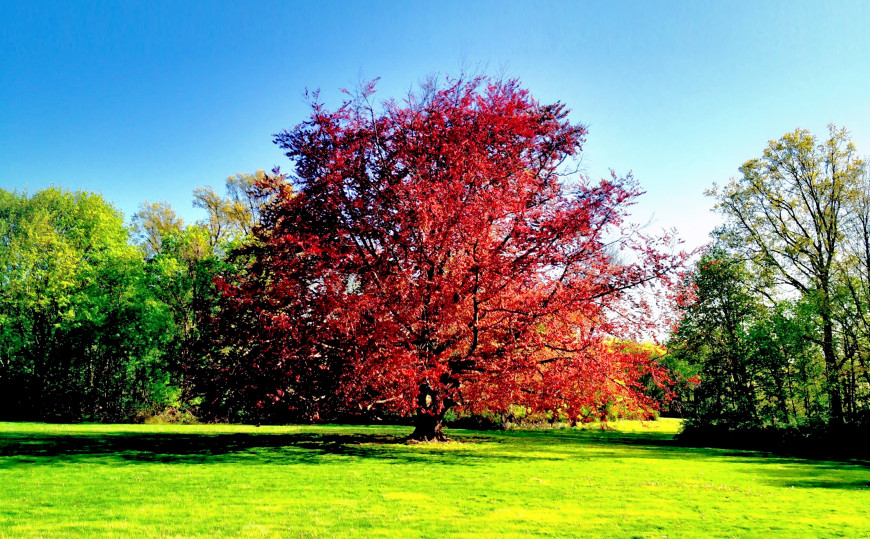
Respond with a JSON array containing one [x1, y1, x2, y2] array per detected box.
[[0, 172, 271, 421], [667, 125, 870, 450]]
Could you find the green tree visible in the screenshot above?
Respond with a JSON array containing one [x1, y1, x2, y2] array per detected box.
[[141, 226, 234, 405], [0, 188, 176, 420], [710, 125, 865, 424], [668, 249, 824, 428], [834, 167, 870, 420], [129, 172, 276, 412], [130, 200, 185, 258], [668, 250, 762, 426], [192, 170, 277, 249]]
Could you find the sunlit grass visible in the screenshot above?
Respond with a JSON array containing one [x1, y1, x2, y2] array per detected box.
[[1, 419, 868, 537]]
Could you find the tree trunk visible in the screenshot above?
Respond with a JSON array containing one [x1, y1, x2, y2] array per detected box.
[[822, 319, 844, 425], [410, 410, 447, 442], [408, 383, 449, 442]]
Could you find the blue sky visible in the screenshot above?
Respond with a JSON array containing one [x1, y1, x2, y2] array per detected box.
[[2, 1, 869, 250]]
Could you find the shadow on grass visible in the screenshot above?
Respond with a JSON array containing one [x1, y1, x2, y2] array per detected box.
[[578, 429, 870, 490], [0, 431, 398, 466], [0, 429, 560, 468], [2, 426, 867, 490], [0, 426, 700, 470], [486, 427, 870, 490]]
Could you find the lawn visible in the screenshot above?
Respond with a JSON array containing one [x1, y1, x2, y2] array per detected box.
[[1, 419, 868, 538]]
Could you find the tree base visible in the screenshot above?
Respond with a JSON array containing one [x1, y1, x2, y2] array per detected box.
[[408, 416, 449, 442], [407, 431, 450, 443]]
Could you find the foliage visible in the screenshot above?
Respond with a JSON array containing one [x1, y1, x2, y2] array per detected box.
[[709, 125, 867, 424], [138, 227, 231, 406], [129, 200, 185, 258], [0, 171, 272, 422], [211, 77, 686, 438], [0, 188, 177, 420], [192, 169, 278, 250], [673, 125, 870, 436], [668, 249, 826, 429], [129, 174, 274, 415]]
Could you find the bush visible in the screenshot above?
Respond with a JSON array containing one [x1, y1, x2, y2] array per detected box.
[[444, 410, 506, 430], [135, 407, 200, 425]]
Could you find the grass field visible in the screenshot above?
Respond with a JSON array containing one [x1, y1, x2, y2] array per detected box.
[[1, 419, 868, 538]]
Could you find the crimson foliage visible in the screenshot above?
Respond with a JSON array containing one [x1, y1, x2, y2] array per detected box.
[[211, 78, 683, 438]]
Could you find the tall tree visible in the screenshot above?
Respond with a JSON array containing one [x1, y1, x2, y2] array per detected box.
[[130, 200, 185, 258], [130, 175, 275, 412], [711, 125, 864, 424], [192, 170, 279, 248], [833, 167, 870, 418], [668, 250, 760, 426], [212, 77, 685, 439]]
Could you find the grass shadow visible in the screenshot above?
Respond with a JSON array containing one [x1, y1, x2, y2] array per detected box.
[[3, 424, 868, 491], [476, 426, 870, 491], [0, 429, 558, 468], [0, 431, 397, 467]]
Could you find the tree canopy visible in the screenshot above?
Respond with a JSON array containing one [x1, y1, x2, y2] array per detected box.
[[211, 77, 685, 439], [709, 125, 866, 424], [0, 173, 271, 422], [670, 126, 870, 447], [0, 189, 176, 420]]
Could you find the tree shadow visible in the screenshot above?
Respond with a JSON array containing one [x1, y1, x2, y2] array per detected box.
[[2, 426, 868, 491], [0, 431, 388, 467], [743, 460, 870, 490], [560, 429, 870, 490], [0, 429, 555, 469]]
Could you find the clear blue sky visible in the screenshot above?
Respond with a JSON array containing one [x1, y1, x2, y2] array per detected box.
[[3, 1, 869, 250]]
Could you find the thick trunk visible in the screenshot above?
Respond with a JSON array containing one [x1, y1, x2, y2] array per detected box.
[[410, 411, 447, 442], [408, 383, 449, 442]]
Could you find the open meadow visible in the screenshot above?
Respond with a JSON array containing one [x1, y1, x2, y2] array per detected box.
[[1, 419, 868, 537]]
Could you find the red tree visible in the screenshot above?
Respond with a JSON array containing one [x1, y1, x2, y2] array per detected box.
[[213, 77, 684, 439]]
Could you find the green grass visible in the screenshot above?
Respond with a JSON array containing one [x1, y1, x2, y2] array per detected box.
[[1, 419, 868, 537]]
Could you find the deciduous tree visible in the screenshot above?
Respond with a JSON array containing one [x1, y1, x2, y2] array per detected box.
[[130, 200, 185, 258], [193, 170, 278, 248], [130, 176, 272, 412], [667, 248, 822, 428], [212, 77, 685, 439], [0, 188, 176, 420], [710, 125, 865, 424]]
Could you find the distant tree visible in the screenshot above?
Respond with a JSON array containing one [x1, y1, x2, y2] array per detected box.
[[710, 125, 865, 424], [223, 170, 277, 236], [211, 77, 685, 439], [193, 170, 279, 248], [834, 164, 870, 419], [668, 250, 759, 426], [130, 200, 185, 258], [0, 188, 175, 420], [142, 226, 234, 406], [130, 175, 276, 413], [667, 248, 823, 428]]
